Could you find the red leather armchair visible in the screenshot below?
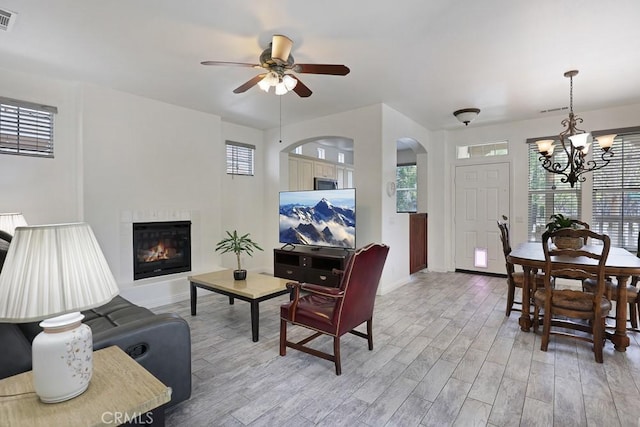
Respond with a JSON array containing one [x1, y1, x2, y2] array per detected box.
[[279, 243, 389, 375]]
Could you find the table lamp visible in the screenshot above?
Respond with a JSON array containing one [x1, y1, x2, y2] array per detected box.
[[0, 223, 119, 403], [0, 212, 27, 239]]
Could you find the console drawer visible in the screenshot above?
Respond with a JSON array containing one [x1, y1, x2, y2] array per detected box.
[[274, 265, 305, 282], [305, 269, 340, 287]]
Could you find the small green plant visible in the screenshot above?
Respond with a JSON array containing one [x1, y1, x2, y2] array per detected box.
[[544, 213, 581, 233], [214, 230, 263, 271]]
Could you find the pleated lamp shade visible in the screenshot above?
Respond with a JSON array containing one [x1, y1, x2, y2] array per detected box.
[[0, 222, 119, 322], [0, 222, 120, 402], [0, 212, 27, 236]]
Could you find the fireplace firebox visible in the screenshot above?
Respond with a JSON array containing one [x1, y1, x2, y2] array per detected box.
[[133, 221, 191, 280]]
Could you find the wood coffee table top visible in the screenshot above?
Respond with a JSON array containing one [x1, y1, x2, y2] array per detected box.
[[188, 270, 290, 299]]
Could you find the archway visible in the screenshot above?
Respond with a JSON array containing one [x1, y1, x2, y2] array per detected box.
[[282, 136, 355, 191]]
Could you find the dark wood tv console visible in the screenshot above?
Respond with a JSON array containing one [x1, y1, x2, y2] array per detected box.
[[273, 246, 353, 287]]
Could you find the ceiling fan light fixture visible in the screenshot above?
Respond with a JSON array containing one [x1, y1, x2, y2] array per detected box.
[[271, 34, 293, 64], [453, 108, 481, 126], [258, 71, 279, 92], [283, 74, 297, 91], [275, 81, 288, 96], [258, 78, 271, 92]]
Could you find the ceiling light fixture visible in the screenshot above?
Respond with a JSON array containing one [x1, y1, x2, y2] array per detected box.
[[453, 108, 481, 126], [258, 71, 297, 95], [536, 70, 615, 188]]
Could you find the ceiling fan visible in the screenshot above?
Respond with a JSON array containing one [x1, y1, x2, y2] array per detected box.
[[201, 34, 350, 97]]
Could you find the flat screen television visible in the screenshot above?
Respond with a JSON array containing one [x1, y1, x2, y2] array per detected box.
[[279, 188, 356, 249]]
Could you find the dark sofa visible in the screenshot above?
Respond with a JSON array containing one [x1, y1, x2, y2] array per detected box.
[[0, 233, 191, 409]]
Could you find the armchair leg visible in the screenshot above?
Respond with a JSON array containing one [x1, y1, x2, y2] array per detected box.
[[333, 337, 341, 375], [279, 319, 287, 356], [367, 319, 373, 350]]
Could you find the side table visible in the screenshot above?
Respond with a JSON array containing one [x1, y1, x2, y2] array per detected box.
[[0, 345, 171, 426]]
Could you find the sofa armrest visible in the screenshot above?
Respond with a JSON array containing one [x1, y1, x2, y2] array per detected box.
[[92, 313, 191, 408]]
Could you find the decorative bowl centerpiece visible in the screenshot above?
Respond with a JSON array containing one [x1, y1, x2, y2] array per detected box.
[[545, 213, 585, 249]]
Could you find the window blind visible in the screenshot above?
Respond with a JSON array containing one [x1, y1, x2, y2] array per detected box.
[[527, 140, 581, 242], [592, 132, 640, 251], [0, 97, 57, 158], [225, 141, 255, 176]]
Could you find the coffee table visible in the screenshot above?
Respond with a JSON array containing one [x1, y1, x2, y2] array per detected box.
[[189, 270, 292, 342]]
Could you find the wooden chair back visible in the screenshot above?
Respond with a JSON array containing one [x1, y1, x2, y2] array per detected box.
[[541, 228, 610, 315]]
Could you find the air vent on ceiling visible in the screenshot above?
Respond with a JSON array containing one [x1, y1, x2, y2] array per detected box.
[[0, 8, 17, 32], [540, 106, 568, 114]]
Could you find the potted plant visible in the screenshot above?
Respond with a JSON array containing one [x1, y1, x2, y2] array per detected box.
[[545, 213, 585, 249], [214, 230, 263, 280]]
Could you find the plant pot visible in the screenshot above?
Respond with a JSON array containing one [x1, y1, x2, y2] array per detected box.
[[233, 269, 247, 280], [553, 236, 583, 250]]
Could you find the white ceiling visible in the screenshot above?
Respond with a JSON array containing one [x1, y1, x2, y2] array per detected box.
[[1, 1, 640, 131]]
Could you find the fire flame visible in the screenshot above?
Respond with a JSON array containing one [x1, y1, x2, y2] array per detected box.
[[144, 242, 171, 262]]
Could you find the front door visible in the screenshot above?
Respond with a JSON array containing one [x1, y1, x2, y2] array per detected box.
[[455, 162, 510, 274]]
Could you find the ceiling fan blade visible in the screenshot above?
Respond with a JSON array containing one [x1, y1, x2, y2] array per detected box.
[[292, 64, 350, 76], [201, 61, 260, 68], [233, 74, 266, 94], [271, 34, 293, 65], [291, 76, 312, 97]]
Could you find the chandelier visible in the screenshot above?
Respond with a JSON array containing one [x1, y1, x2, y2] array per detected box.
[[536, 70, 616, 187]]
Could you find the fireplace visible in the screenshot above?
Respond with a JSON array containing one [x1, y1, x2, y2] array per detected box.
[[133, 221, 191, 280]]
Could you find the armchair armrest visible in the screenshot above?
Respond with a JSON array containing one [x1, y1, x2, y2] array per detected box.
[[301, 283, 345, 298], [92, 313, 191, 408]]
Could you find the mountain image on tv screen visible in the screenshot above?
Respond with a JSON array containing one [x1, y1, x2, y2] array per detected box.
[[279, 189, 356, 249]]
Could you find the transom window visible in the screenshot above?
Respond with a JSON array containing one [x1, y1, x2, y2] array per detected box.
[[457, 141, 508, 159]]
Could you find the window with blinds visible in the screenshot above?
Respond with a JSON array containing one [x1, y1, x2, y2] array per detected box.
[[527, 139, 581, 242], [225, 141, 255, 176], [0, 97, 57, 158], [592, 131, 640, 251]]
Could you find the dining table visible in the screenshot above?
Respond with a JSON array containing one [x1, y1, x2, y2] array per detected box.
[[508, 242, 640, 352]]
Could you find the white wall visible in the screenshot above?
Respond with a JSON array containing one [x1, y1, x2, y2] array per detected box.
[[0, 67, 81, 225], [220, 121, 268, 271], [80, 84, 224, 306]]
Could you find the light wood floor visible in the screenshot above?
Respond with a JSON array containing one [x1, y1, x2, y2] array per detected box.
[[158, 271, 640, 426]]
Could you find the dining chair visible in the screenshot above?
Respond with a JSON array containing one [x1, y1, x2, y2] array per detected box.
[[533, 228, 611, 363], [573, 219, 591, 245], [583, 272, 638, 329], [279, 243, 389, 375], [497, 221, 545, 316]]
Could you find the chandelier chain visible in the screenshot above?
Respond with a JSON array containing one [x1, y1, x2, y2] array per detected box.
[[569, 74, 573, 114]]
